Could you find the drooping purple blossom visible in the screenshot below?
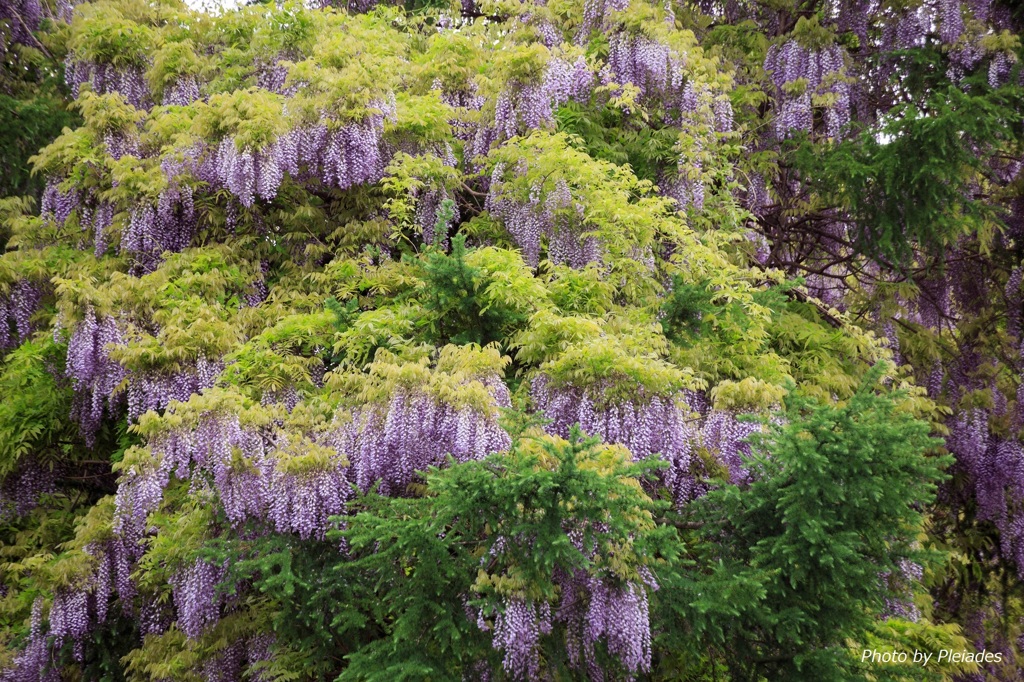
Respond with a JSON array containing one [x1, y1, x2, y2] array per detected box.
[[65, 307, 129, 446], [989, 52, 1013, 88], [102, 128, 140, 161], [577, 0, 630, 42], [608, 32, 684, 111], [0, 279, 43, 351], [0, 0, 41, 56], [0, 461, 59, 521], [939, 0, 965, 44], [947, 408, 1024, 576], [78, 200, 115, 256], [266, 110, 393, 196], [126, 356, 222, 422], [40, 177, 80, 228], [486, 171, 600, 268], [171, 558, 227, 639], [246, 260, 271, 308], [579, 575, 653, 675], [115, 407, 352, 543], [0, 598, 61, 682], [162, 75, 201, 106], [255, 55, 297, 96], [330, 381, 512, 497], [531, 376, 761, 507], [265, 441, 350, 540], [216, 137, 283, 208], [764, 41, 849, 139], [485, 568, 656, 679], [493, 56, 593, 141], [880, 559, 923, 622], [491, 598, 551, 680], [744, 172, 771, 218], [65, 58, 150, 110], [121, 181, 197, 271]]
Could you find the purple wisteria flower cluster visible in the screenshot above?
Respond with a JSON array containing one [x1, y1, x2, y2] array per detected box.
[[0, 279, 43, 351], [104, 368, 514, 640], [65, 307, 129, 445], [329, 376, 513, 496], [162, 75, 200, 106], [0, 599, 60, 682], [486, 173, 600, 268], [494, 56, 593, 141], [171, 558, 227, 640], [41, 179, 120, 256], [122, 182, 197, 272], [491, 598, 551, 679], [577, 0, 630, 42], [0, 461, 59, 521], [605, 31, 733, 210], [40, 178, 79, 228], [0, 0, 41, 52], [65, 58, 150, 110], [531, 375, 761, 507], [482, 565, 656, 679], [416, 186, 459, 248], [198, 633, 275, 682], [947, 407, 1024, 576], [559, 570, 655, 678], [43, 537, 136, 662], [216, 104, 395, 208], [764, 40, 850, 139], [64, 308, 223, 443]]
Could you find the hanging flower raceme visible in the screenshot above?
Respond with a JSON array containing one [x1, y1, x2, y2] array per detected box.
[[947, 407, 1024, 577], [491, 598, 551, 680], [556, 569, 655, 678], [255, 54, 297, 97], [578, 0, 630, 42], [0, 0, 42, 50], [171, 558, 227, 640], [0, 461, 59, 522], [162, 75, 201, 106], [63, 300, 227, 444], [64, 307, 129, 446], [330, 382, 511, 496], [531, 375, 701, 505], [0, 279, 44, 351], [121, 182, 197, 271], [531, 375, 761, 506], [114, 405, 268, 541], [40, 177, 80, 229], [125, 356, 223, 422], [41, 179, 120, 258], [415, 186, 459, 249], [480, 541, 657, 679], [0, 599, 60, 682], [493, 56, 593, 142], [262, 434, 351, 540], [880, 559, 923, 622], [326, 346, 513, 496], [218, 102, 396, 206], [215, 137, 284, 208], [64, 57, 150, 110], [764, 40, 850, 139], [607, 32, 684, 110], [43, 533, 136, 663], [195, 634, 276, 682], [486, 172, 600, 268], [115, 398, 351, 543]]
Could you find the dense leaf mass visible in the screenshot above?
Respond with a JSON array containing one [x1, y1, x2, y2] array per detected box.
[[0, 0, 1022, 679]]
